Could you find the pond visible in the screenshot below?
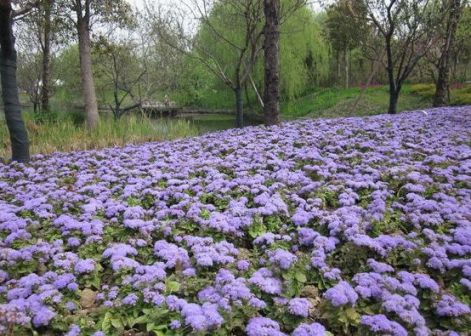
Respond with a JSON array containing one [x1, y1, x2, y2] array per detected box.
[[152, 113, 260, 134]]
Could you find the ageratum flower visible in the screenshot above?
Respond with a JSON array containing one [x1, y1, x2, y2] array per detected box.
[[292, 322, 326, 336], [249, 268, 282, 295], [324, 281, 358, 307], [122, 293, 139, 306], [268, 248, 297, 270], [246, 317, 287, 336], [361, 314, 407, 336], [436, 295, 471, 317], [154, 240, 190, 269], [74, 259, 96, 274], [0, 107, 470, 333], [288, 298, 311, 317], [64, 324, 81, 336]]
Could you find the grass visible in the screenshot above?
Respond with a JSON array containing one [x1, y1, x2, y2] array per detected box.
[[0, 113, 199, 159], [280, 85, 428, 119], [280, 83, 471, 119]]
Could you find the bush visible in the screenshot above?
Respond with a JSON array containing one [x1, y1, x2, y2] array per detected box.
[[67, 109, 86, 126], [451, 92, 471, 105], [410, 83, 435, 98]]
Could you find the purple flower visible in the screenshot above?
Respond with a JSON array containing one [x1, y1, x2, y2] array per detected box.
[[237, 259, 250, 271], [367, 259, 394, 273], [170, 319, 181, 329], [74, 259, 96, 274], [181, 302, 223, 331], [268, 248, 297, 269], [32, 306, 56, 327], [65, 301, 77, 311], [361, 314, 407, 336], [324, 281, 358, 307], [436, 295, 471, 317], [65, 324, 81, 336], [246, 317, 287, 336], [292, 322, 326, 336], [288, 298, 311, 317], [122, 293, 139, 306], [249, 268, 282, 295], [154, 240, 190, 269]]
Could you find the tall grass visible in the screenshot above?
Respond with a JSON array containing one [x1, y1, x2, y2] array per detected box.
[[0, 113, 199, 159]]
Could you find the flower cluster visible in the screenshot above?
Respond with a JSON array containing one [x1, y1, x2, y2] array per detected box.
[[0, 107, 470, 335]]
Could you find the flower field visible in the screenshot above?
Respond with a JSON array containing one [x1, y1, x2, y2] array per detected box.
[[1, 107, 470, 335]]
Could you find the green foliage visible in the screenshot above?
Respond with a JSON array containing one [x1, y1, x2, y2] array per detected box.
[[281, 85, 434, 119], [276, 8, 330, 99], [369, 210, 408, 237], [192, 1, 330, 106], [410, 83, 436, 98], [322, 304, 361, 334], [324, 0, 369, 53]]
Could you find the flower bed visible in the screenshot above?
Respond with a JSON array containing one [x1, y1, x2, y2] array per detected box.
[[0, 107, 470, 335]]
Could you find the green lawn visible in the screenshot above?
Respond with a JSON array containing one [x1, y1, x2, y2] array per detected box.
[[281, 83, 471, 120]]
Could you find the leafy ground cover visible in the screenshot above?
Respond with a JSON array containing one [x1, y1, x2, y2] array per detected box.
[[0, 106, 470, 335]]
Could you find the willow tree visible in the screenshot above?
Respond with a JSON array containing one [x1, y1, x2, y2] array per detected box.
[[276, 7, 329, 99], [152, 0, 265, 128], [0, 0, 30, 162], [197, 2, 329, 103]]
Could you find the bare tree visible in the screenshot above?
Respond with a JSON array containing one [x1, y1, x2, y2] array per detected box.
[[94, 38, 145, 119], [16, 51, 42, 113], [39, 0, 53, 112], [149, 0, 265, 128], [54, 0, 132, 129], [364, 0, 441, 114], [432, 0, 467, 107]]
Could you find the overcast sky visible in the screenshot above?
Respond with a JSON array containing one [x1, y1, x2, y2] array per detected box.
[[126, 0, 327, 12]]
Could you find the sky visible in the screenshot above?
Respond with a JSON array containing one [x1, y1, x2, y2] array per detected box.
[[126, 0, 327, 12]]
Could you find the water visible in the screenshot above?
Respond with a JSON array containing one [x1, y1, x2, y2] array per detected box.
[[159, 114, 259, 134]]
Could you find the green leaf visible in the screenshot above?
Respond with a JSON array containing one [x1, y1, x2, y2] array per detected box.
[[344, 307, 360, 324], [166, 280, 181, 293], [111, 318, 123, 329], [102, 311, 113, 334], [295, 271, 307, 283], [132, 315, 148, 325], [146, 322, 156, 332]]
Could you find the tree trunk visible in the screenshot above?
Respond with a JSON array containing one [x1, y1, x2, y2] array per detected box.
[[337, 52, 341, 85], [77, 11, 99, 129], [40, 0, 52, 113], [235, 86, 243, 128], [0, 1, 30, 163], [385, 39, 398, 114], [345, 48, 349, 89], [388, 89, 399, 115], [433, 0, 463, 107], [263, 0, 280, 126]]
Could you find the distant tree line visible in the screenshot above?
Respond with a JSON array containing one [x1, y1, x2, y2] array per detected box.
[[1, 0, 470, 162]]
